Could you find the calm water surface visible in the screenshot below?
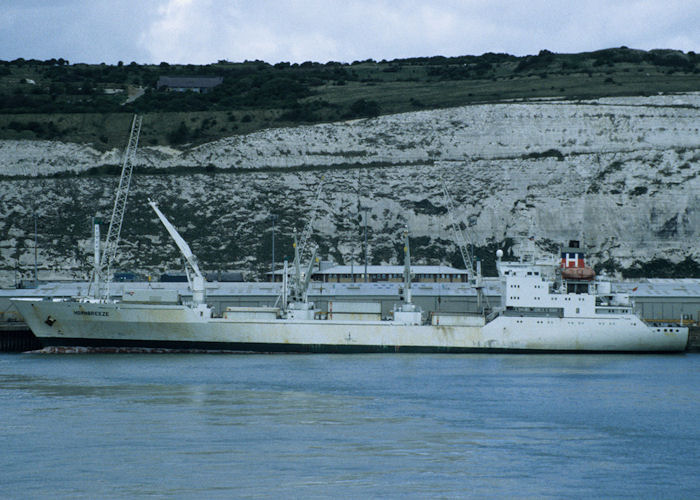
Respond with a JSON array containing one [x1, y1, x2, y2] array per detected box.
[[1, 352, 698, 498]]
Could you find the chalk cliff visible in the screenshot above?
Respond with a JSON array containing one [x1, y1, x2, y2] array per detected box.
[[1, 94, 698, 282]]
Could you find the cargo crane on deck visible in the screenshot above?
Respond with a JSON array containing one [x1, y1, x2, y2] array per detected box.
[[441, 175, 488, 312], [276, 178, 324, 310]]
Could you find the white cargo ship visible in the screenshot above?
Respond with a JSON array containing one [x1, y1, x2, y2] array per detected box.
[[12, 203, 688, 353]]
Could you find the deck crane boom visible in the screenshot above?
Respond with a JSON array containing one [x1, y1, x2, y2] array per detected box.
[[441, 176, 475, 278], [148, 200, 206, 306], [296, 176, 324, 263], [441, 175, 489, 312], [90, 114, 142, 299], [287, 176, 324, 304]]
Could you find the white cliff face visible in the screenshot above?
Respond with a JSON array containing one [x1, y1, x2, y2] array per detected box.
[[0, 94, 698, 281], [2, 94, 699, 175]]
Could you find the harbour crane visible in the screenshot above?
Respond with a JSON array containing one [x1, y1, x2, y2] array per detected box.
[[89, 114, 142, 299]]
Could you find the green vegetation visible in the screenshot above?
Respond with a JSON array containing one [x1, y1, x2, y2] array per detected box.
[[522, 149, 565, 161], [0, 159, 434, 182], [630, 185, 648, 196], [621, 257, 700, 279], [0, 47, 699, 147], [593, 256, 700, 279]]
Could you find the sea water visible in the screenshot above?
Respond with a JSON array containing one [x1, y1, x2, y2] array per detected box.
[[1, 352, 698, 498]]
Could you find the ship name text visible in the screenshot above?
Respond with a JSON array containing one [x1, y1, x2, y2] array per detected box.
[[73, 310, 109, 317]]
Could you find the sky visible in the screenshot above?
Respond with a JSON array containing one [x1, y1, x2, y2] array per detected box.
[[2, 0, 699, 65]]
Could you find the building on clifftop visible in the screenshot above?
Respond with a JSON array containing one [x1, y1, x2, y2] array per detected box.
[[157, 76, 223, 93]]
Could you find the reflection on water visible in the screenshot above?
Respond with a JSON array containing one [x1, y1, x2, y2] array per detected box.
[[1, 353, 698, 498]]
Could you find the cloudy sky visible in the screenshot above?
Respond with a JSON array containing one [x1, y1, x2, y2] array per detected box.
[[3, 0, 699, 64]]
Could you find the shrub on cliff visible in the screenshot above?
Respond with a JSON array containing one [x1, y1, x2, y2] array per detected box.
[[345, 99, 380, 118]]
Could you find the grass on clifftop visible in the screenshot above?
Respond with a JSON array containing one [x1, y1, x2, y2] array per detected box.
[[0, 47, 698, 149]]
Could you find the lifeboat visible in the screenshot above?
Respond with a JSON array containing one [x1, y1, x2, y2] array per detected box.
[[561, 266, 596, 281]]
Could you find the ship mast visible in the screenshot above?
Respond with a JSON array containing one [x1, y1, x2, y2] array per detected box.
[[292, 229, 302, 301], [402, 228, 413, 306], [392, 228, 421, 324]]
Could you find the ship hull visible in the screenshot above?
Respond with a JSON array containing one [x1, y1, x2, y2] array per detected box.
[[12, 299, 689, 353]]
